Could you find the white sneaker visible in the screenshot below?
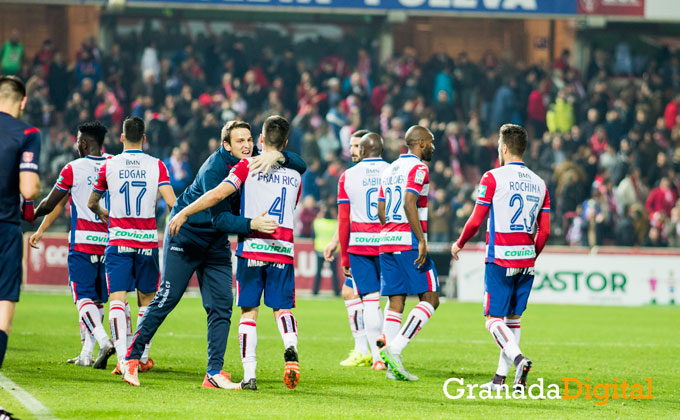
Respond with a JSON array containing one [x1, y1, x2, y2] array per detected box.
[[202, 371, 241, 389], [481, 381, 507, 392]]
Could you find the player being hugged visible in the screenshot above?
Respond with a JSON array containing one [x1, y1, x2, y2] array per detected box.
[[88, 117, 176, 377], [168, 116, 302, 390], [337, 132, 389, 371], [377, 125, 439, 382], [31, 121, 115, 369], [451, 124, 550, 392]]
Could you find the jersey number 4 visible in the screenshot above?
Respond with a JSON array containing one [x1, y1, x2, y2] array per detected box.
[[268, 187, 286, 225], [509, 193, 539, 232], [119, 181, 147, 217]]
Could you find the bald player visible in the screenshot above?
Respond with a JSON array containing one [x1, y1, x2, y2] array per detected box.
[[337, 133, 389, 370], [376, 125, 438, 381]]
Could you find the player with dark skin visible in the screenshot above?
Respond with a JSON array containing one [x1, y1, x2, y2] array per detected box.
[[378, 126, 438, 314], [341, 132, 385, 277], [32, 127, 103, 222]]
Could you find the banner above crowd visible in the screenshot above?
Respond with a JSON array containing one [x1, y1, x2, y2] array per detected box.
[[126, 0, 578, 15]]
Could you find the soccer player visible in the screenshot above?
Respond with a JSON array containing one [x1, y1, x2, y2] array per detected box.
[[168, 116, 302, 391], [31, 121, 115, 368], [377, 125, 439, 382], [0, 75, 41, 369], [323, 129, 378, 367], [88, 117, 176, 373], [451, 124, 550, 391], [337, 132, 389, 370], [121, 120, 305, 388]]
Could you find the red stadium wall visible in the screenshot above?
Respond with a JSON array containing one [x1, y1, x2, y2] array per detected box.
[[22, 234, 343, 293]]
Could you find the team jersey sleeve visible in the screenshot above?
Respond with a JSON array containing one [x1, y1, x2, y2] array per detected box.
[[55, 164, 74, 192], [281, 151, 307, 175], [476, 171, 497, 206], [378, 185, 385, 202], [405, 164, 429, 196], [92, 162, 108, 193], [541, 186, 551, 213], [337, 172, 349, 204], [19, 127, 41, 173], [223, 158, 250, 191], [158, 160, 171, 186]]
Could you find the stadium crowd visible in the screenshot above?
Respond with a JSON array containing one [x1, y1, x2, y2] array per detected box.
[[3, 25, 680, 248]]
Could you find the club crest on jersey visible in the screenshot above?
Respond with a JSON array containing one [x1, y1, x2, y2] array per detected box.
[[22, 151, 34, 162], [478, 185, 487, 198], [414, 169, 426, 185]]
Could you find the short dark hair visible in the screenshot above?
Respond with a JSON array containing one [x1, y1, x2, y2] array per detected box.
[[221, 120, 251, 144], [0, 75, 26, 102], [123, 116, 145, 143], [499, 124, 528, 156], [79, 121, 108, 148], [262, 115, 290, 150], [351, 129, 370, 138]]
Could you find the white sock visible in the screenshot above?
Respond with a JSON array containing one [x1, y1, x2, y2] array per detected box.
[[239, 318, 257, 381], [77, 299, 110, 347], [390, 301, 435, 355], [486, 317, 522, 362], [362, 292, 382, 362], [496, 318, 521, 376], [124, 302, 133, 349], [79, 320, 95, 359], [109, 300, 127, 362], [97, 303, 104, 322], [276, 311, 298, 350], [383, 309, 403, 345], [137, 306, 151, 363], [345, 298, 368, 354]]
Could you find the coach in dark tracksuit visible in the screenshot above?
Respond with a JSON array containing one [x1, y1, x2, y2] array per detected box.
[[126, 121, 306, 385]]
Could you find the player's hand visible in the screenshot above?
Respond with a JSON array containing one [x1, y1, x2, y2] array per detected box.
[[29, 231, 43, 249], [342, 266, 351, 277], [251, 211, 279, 234], [168, 211, 188, 236], [324, 240, 338, 261], [99, 209, 110, 226], [414, 241, 427, 269], [451, 242, 462, 261], [248, 151, 283, 175]]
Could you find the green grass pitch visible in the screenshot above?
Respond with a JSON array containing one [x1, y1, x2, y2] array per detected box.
[[1, 293, 678, 419]]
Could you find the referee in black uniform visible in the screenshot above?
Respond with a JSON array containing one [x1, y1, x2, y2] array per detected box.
[[0, 76, 41, 369]]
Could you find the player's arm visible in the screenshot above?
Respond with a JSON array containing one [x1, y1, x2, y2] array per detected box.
[[337, 172, 351, 273], [157, 160, 176, 210], [451, 172, 495, 260], [248, 150, 307, 175], [30, 194, 68, 249], [377, 185, 386, 225], [19, 128, 42, 202], [404, 191, 428, 268], [88, 162, 109, 224], [168, 181, 236, 236], [35, 188, 68, 219], [158, 185, 176, 211], [324, 229, 339, 262], [534, 189, 551, 257]]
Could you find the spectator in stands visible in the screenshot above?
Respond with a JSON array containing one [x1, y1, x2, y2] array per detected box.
[[646, 177, 678, 218]]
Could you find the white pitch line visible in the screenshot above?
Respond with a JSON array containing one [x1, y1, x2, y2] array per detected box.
[[0, 372, 58, 420]]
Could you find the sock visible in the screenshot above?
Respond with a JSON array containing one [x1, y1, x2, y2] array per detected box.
[[109, 300, 127, 362], [0, 330, 7, 369], [496, 318, 521, 376], [383, 310, 403, 345], [362, 292, 382, 362], [344, 298, 368, 354], [78, 320, 94, 359], [124, 302, 133, 350], [97, 303, 104, 322], [486, 317, 522, 362], [137, 306, 151, 363], [77, 299, 110, 348], [390, 301, 435, 355], [239, 318, 257, 381], [276, 310, 298, 350]]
